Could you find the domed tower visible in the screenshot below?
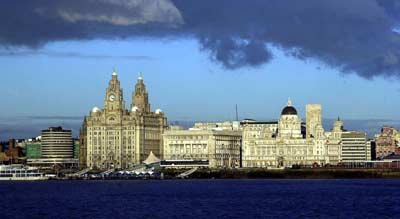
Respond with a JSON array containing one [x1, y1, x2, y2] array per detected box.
[[278, 98, 302, 138], [131, 72, 151, 113], [82, 69, 167, 170], [104, 70, 125, 112]]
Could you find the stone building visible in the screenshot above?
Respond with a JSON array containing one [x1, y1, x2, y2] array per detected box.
[[192, 121, 241, 131], [325, 118, 344, 164], [241, 99, 343, 168], [163, 129, 242, 168], [80, 71, 167, 169], [5, 139, 22, 161], [1, 139, 24, 164], [375, 126, 400, 159], [306, 104, 322, 138]]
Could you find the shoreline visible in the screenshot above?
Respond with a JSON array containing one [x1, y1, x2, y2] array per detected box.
[[50, 168, 400, 180], [161, 168, 400, 179], [5, 168, 400, 181]]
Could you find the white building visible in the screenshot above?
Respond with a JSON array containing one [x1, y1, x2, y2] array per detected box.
[[163, 129, 242, 168], [192, 121, 241, 131], [341, 131, 371, 162], [242, 99, 343, 168]]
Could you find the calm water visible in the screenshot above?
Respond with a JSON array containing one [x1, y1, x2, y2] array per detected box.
[[1, 179, 400, 219]]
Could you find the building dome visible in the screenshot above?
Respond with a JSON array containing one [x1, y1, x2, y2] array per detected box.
[[92, 107, 100, 113], [281, 98, 297, 115], [131, 106, 139, 112], [281, 106, 297, 115], [155, 109, 162, 114]]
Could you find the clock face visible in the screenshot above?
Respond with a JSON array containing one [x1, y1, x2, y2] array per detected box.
[[109, 95, 115, 102]]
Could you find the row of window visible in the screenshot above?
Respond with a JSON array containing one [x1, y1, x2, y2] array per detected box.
[[169, 135, 209, 140], [89, 127, 136, 130]]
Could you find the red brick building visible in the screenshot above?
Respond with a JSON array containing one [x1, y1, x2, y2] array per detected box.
[[0, 139, 24, 164], [375, 126, 399, 159]]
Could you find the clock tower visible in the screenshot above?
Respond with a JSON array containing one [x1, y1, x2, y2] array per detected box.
[[105, 71, 125, 111], [81, 69, 167, 169]]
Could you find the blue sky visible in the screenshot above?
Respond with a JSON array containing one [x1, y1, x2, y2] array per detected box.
[[0, 39, 399, 122]]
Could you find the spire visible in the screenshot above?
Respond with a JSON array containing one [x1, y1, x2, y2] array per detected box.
[[112, 67, 117, 76], [138, 72, 143, 80], [337, 116, 340, 121], [287, 97, 292, 106]]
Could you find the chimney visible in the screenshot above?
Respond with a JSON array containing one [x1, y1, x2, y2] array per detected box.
[[9, 139, 16, 149]]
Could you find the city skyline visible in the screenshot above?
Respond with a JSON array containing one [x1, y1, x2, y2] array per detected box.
[[3, 2, 400, 218]]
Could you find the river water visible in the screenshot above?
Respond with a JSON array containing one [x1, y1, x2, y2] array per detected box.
[[1, 179, 399, 218]]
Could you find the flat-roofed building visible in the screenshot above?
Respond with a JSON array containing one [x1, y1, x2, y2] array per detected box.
[[41, 127, 74, 159], [26, 142, 42, 159], [27, 127, 78, 168], [341, 131, 371, 162], [163, 129, 242, 168], [74, 140, 80, 159], [193, 121, 241, 131]]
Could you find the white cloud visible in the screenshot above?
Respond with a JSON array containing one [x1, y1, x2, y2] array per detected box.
[[57, 0, 183, 26]]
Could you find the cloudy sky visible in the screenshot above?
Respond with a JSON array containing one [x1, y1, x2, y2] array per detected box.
[[1, 0, 400, 139]]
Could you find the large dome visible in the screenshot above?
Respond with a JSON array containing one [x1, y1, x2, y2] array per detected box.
[[281, 98, 297, 115], [281, 106, 298, 115]]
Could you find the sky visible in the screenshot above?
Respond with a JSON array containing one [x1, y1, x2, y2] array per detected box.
[[1, 0, 400, 139]]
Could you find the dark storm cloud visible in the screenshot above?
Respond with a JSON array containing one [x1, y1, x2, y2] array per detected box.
[[1, 0, 400, 78], [0, 50, 153, 60]]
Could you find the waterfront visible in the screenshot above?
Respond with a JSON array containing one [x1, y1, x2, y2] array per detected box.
[[1, 179, 400, 219]]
